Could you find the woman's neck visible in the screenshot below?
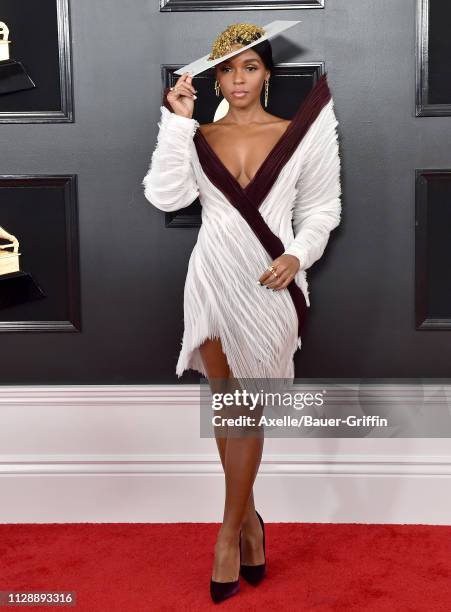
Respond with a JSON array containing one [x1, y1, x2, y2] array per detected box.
[[221, 101, 270, 126]]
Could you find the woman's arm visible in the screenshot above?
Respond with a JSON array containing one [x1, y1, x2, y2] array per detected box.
[[283, 97, 342, 272], [142, 102, 200, 212]]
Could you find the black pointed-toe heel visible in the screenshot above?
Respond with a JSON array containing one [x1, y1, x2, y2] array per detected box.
[[240, 510, 266, 585], [210, 534, 241, 604], [210, 577, 240, 604]]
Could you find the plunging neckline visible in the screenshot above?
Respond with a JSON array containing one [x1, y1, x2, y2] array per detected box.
[[195, 118, 294, 193], [193, 75, 326, 195]]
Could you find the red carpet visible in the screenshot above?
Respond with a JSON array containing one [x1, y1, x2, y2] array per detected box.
[[0, 522, 450, 611]]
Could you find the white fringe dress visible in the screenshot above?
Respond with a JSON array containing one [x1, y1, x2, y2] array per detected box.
[[142, 73, 342, 380]]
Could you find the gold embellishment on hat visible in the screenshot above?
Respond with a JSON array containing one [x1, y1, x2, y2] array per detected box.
[[208, 23, 266, 60]]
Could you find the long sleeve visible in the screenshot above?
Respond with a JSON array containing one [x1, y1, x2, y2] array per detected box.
[[283, 97, 342, 272], [142, 105, 200, 212]]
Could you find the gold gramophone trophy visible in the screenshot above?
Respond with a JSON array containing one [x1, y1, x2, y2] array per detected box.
[[0, 224, 45, 309], [0, 21, 36, 96], [0, 224, 20, 274]]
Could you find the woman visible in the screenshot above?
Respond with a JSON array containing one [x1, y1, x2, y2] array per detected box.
[[142, 22, 342, 603]]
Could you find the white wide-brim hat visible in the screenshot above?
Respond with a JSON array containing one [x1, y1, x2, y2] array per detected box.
[[174, 20, 301, 77]]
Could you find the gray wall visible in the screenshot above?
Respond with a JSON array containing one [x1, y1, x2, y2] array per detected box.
[[1, 0, 450, 384]]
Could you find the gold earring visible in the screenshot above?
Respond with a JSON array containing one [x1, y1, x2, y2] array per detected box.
[[264, 79, 269, 107], [214, 79, 221, 97]]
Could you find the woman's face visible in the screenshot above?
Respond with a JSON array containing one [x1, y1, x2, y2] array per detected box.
[[215, 45, 269, 106]]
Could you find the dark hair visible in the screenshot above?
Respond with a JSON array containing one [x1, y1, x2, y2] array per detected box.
[[250, 40, 274, 72]]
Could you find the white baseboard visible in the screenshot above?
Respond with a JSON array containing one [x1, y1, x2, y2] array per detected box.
[[0, 385, 450, 525]]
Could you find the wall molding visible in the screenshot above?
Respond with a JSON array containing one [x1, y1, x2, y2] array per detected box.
[[0, 385, 450, 524], [1, 454, 451, 476]]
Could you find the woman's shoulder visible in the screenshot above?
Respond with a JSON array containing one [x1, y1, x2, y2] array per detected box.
[[263, 112, 291, 127], [198, 122, 214, 136]]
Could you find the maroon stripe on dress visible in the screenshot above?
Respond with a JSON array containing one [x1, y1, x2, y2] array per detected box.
[[190, 134, 310, 335], [247, 73, 331, 207]]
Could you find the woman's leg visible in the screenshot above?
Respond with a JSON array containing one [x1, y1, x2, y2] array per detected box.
[[199, 337, 265, 581], [198, 336, 230, 458], [222, 373, 266, 567]]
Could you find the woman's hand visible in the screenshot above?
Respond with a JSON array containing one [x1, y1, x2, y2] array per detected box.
[[258, 254, 300, 291], [166, 72, 197, 119]]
